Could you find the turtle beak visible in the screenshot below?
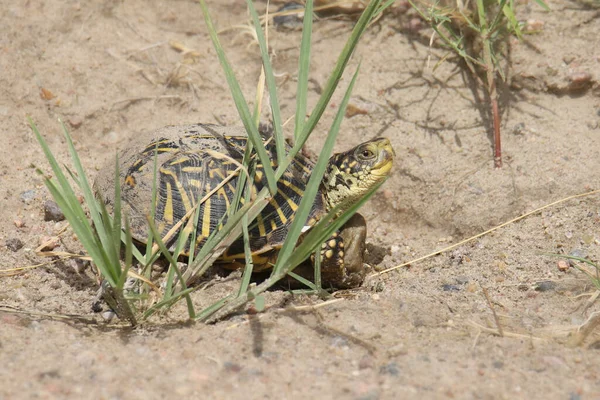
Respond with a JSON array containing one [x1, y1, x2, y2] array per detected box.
[[372, 138, 394, 177]]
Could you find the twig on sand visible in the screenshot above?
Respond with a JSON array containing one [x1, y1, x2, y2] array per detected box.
[[481, 284, 504, 337]]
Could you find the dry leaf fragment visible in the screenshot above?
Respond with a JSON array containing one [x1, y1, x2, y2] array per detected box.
[[40, 87, 55, 100]]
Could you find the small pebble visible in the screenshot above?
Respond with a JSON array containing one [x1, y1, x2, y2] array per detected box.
[[567, 71, 593, 92], [223, 362, 243, 373], [43, 200, 65, 222], [13, 218, 25, 228], [570, 248, 587, 259], [512, 122, 526, 135], [379, 362, 400, 376], [330, 336, 350, 349], [38, 236, 60, 251], [382, 189, 394, 200], [442, 284, 461, 292], [20, 189, 37, 204], [466, 282, 478, 293], [102, 311, 116, 321], [40, 87, 56, 100], [406, 17, 424, 33], [358, 355, 375, 370], [557, 260, 570, 272], [588, 340, 600, 350], [91, 301, 103, 313], [534, 280, 557, 292], [345, 102, 369, 118], [68, 117, 83, 129], [371, 281, 385, 293], [523, 19, 544, 33], [5, 238, 24, 252], [69, 257, 90, 273], [274, 2, 303, 30], [569, 249, 588, 267]]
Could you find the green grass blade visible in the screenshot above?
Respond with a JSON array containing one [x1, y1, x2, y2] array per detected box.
[[533, 0, 550, 11], [293, 0, 314, 140], [247, 0, 285, 166], [120, 215, 134, 289], [313, 248, 322, 290], [287, 271, 318, 291], [146, 217, 196, 319], [237, 183, 255, 297], [143, 287, 197, 320], [59, 120, 123, 277], [273, 65, 361, 276], [30, 120, 84, 220], [162, 219, 195, 300], [111, 155, 122, 265], [198, 0, 277, 194], [200, 179, 383, 324], [293, 0, 382, 151], [42, 174, 118, 285], [123, 229, 146, 264], [30, 119, 121, 286], [194, 294, 234, 322], [145, 145, 160, 266], [182, 200, 259, 285], [374, 0, 397, 18], [286, 181, 384, 270]]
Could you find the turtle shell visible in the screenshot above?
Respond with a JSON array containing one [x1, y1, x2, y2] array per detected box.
[[94, 123, 325, 269]]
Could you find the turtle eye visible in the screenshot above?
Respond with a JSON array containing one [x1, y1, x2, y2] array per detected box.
[[357, 146, 375, 160]]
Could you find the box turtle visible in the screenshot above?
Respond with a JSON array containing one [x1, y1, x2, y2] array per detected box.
[[94, 123, 394, 288]]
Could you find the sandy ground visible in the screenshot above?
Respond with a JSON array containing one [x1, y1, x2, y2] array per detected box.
[[1, 0, 600, 398]]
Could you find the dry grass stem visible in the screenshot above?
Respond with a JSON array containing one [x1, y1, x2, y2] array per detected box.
[[481, 285, 504, 337], [467, 320, 545, 341], [277, 298, 344, 312], [378, 189, 600, 275]]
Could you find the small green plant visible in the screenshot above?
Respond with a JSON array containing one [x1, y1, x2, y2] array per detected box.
[[408, 0, 549, 168], [33, 0, 391, 324]]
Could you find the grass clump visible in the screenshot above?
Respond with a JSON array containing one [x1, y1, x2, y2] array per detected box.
[[33, 0, 391, 325]]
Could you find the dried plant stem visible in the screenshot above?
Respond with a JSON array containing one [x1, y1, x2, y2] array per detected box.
[[481, 284, 503, 337], [467, 320, 545, 341], [476, 0, 502, 168]]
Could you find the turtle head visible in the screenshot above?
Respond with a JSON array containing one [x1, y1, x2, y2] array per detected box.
[[322, 137, 395, 212]]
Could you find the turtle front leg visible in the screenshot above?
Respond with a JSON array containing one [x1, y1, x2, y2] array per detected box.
[[319, 213, 367, 289]]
